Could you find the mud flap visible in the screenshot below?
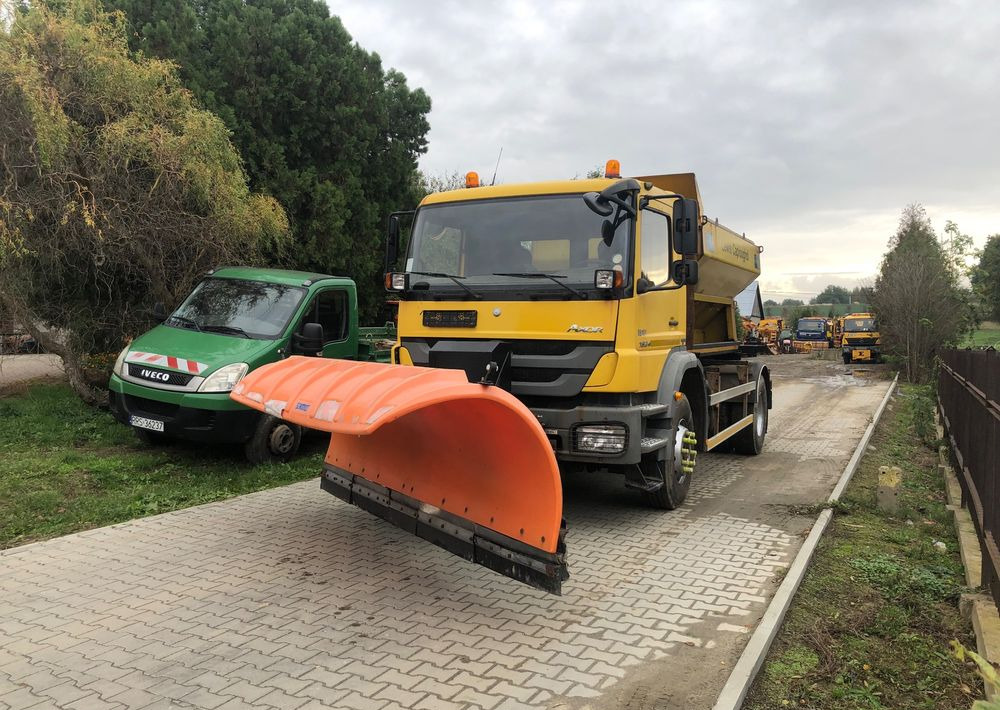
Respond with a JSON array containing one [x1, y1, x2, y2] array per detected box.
[[231, 357, 569, 593]]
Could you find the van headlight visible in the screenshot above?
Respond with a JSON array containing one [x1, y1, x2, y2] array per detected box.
[[198, 363, 249, 393], [113, 347, 130, 377]]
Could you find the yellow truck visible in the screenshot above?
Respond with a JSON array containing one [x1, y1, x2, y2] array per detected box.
[[231, 163, 771, 593], [840, 312, 881, 363]]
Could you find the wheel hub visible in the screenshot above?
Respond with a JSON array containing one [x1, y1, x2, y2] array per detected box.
[[673, 425, 698, 479], [269, 424, 295, 454]]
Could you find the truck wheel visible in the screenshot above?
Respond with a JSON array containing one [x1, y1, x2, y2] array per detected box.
[[134, 428, 171, 446], [245, 415, 301, 464], [733, 377, 768, 455], [643, 394, 696, 510], [842, 351, 851, 364]]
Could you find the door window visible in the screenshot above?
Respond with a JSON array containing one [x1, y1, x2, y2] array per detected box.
[[640, 210, 671, 287], [301, 290, 348, 343]]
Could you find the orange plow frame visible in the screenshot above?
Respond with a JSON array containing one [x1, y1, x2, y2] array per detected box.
[[231, 357, 568, 593]]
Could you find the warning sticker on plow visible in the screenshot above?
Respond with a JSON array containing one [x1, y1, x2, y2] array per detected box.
[[231, 357, 569, 592]]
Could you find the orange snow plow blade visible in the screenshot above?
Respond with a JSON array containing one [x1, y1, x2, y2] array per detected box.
[[231, 357, 568, 593]]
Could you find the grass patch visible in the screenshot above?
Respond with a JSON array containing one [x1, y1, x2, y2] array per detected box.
[[744, 383, 979, 710], [962, 321, 1000, 348], [0, 382, 322, 548]]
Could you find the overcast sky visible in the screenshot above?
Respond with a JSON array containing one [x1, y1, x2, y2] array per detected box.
[[328, 0, 1000, 300]]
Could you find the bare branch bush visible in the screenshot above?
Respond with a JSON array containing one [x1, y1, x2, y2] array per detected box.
[[0, 0, 288, 404]]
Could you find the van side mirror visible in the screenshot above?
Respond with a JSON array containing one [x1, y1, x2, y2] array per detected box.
[[386, 215, 401, 271], [672, 198, 700, 255], [672, 259, 699, 286], [293, 322, 324, 356], [152, 302, 168, 323]]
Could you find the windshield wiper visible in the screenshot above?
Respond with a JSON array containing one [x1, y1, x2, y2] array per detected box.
[[492, 272, 588, 299], [202, 324, 251, 338], [408, 271, 482, 300], [168, 315, 202, 332]]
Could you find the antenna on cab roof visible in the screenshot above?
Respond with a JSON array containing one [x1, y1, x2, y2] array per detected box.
[[490, 146, 503, 186]]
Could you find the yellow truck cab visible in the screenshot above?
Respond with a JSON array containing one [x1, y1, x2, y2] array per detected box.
[[841, 313, 881, 363], [383, 163, 772, 509]]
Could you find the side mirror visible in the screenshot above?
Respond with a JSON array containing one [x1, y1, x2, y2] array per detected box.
[[386, 215, 401, 271], [152, 302, 168, 323], [672, 259, 699, 286], [293, 322, 324, 356], [672, 198, 700, 255]]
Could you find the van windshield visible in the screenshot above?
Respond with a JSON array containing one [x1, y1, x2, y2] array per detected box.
[[405, 194, 631, 297], [167, 278, 305, 339]]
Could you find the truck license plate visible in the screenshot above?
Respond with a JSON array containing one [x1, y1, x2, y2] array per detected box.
[[130, 415, 164, 432], [855, 350, 871, 360]]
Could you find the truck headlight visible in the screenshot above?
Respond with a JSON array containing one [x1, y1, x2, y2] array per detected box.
[[198, 363, 249, 393], [573, 423, 627, 454], [113, 347, 130, 377]]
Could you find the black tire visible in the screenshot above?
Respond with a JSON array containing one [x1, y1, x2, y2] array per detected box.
[[732, 377, 768, 455], [244, 415, 302, 464], [133, 427, 171, 446], [643, 394, 696, 510], [843, 351, 851, 364]]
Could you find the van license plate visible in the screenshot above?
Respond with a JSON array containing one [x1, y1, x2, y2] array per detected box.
[[130, 415, 164, 432]]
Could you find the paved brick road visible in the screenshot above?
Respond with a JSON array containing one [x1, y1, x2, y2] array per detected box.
[[0, 357, 890, 709]]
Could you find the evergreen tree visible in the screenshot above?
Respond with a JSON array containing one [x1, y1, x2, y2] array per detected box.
[[872, 205, 968, 381], [107, 0, 432, 320], [811, 284, 851, 304]]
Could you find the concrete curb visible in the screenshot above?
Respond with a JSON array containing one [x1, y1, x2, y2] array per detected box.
[[712, 374, 898, 710]]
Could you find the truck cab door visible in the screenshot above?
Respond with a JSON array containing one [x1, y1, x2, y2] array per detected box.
[[636, 209, 686, 350], [295, 288, 354, 359]]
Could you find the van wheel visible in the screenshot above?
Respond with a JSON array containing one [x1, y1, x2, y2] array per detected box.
[[134, 428, 171, 446], [245, 415, 301, 464], [733, 377, 768, 455], [643, 394, 696, 510]]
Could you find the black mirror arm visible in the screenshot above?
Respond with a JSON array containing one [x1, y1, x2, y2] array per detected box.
[[638, 282, 685, 294], [639, 193, 686, 209]]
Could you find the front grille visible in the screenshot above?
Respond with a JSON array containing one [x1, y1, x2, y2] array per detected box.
[[127, 363, 194, 387], [125, 394, 179, 418], [401, 337, 613, 398], [845, 336, 878, 346]]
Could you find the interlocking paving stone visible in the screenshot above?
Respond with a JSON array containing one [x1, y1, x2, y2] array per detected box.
[[0, 366, 889, 708]]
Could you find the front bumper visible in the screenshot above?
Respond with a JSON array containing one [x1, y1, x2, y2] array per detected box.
[[108, 374, 260, 443], [844, 345, 880, 361]]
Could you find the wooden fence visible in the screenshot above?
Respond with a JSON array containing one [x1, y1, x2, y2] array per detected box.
[[938, 348, 1000, 607]]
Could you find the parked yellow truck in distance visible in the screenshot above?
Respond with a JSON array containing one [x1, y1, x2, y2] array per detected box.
[[841, 313, 881, 363]]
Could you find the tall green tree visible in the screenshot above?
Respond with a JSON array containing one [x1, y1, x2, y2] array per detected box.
[[811, 284, 851, 304], [106, 0, 432, 320], [0, 0, 288, 403], [974, 234, 1000, 322], [871, 205, 968, 382]]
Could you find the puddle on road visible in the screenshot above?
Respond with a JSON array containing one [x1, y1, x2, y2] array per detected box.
[[798, 373, 873, 389]]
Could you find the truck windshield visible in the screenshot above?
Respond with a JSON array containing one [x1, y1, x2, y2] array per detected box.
[[405, 194, 631, 297], [797, 320, 825, 332], [845, 318, 876, 332], [167, 278, 305, 339]]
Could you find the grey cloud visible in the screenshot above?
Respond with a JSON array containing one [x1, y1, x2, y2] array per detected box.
[[328, 0, 1000, 284]]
